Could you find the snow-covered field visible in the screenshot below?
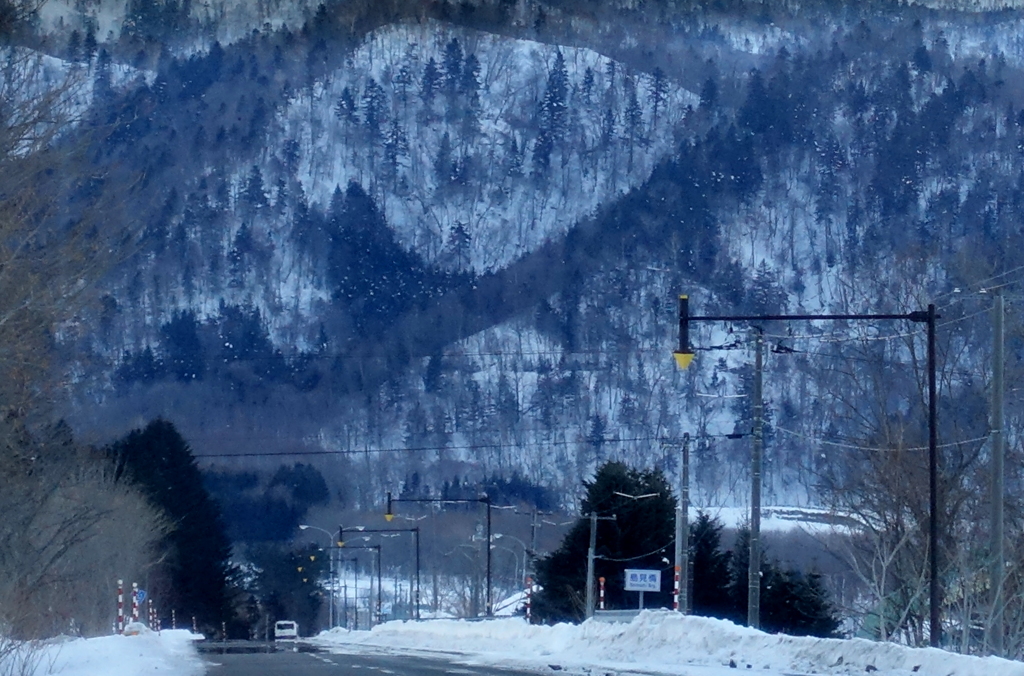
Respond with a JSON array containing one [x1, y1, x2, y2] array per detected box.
[[2, 626, 204, 676], [313, 611, 1024, 676]]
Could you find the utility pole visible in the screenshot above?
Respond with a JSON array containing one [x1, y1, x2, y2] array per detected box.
[[585, 513, 616, 619], [990, 292, 1005, 656], [586, 513, 597, 620], [674, 433, 691, 614], [748, 328, 763, 629], [927, 303, 940, 647]]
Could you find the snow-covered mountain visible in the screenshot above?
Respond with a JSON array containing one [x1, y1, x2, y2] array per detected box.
[[8, 0, 1019, 585]]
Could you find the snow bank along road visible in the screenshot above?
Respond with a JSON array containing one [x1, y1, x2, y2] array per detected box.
[[310, 612, 1024, 676], [11, 611, 1024, 676]]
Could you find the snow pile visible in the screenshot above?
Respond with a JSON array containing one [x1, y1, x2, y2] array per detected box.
[[2, 627, 204, 676], [313, 611, 1024, 676]]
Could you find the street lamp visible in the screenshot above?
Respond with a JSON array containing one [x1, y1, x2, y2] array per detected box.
[[344, 544, 382, 626], [339, 526, 421, 620], [493, 533, 531, 586], [386, 492, 493, 616], [298, 524, 336, 629]]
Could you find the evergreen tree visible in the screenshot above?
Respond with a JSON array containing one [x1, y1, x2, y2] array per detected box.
[[650, 67, 668, 127], [361, 78, 388, 145], [699, 75, 718, 110], [109, 420, 233, 633], [728, 528, 840, 637], [421, 57, 441, 111], [540, 50, 569, 143], [384, 117, 409, 188], [532, 462, 675, 623], [690, 513, 732, 618], [435, 132, 455, 186], [335, 86, 358, 124], [241, 165, 268, 213], [460, 52, 482, 137], [624, 75, 644, 172], [581, 67, 595, 106], [442, 37, 463, 98], [160, 310, 205, 381]]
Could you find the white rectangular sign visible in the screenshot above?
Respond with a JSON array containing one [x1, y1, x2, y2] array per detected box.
[[624, 569, 661, 592]]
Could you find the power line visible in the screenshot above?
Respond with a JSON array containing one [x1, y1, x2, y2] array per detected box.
[[774, 425, 988, 453], [198, 432, 743, 459]]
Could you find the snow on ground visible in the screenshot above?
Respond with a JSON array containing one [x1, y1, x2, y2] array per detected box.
[[312, 611, 1024, 676], [4, 626, 204, 676]]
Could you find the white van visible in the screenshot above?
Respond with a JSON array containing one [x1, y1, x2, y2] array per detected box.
[[274, 620, 298, 640]]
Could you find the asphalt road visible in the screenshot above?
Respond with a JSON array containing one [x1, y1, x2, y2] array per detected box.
[[200, 642, 548, 676]]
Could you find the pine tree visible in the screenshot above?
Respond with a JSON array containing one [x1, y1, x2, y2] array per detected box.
[[384, 117, 409, 188], [435, 132, 454, 186], [727, 528, 840, 637], [623, 75, 644, 172], [690, 513, 733, 618], [699, 76, 718, 110], [421, 57, 441, 112], [160, 310, 205, 381], [335, 86, 358, 124], [539, 50, 569, 144], [532, 462, 675, 623], [650, 67, 668, 127], [109, 420, 233, 633], [361, 78, 388, 145], [460, 52, 482, 138], [581, 67, 595, 106]]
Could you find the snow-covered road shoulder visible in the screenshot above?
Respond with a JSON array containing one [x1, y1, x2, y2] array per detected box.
[[311, 611, 1024, 676], [4, 627, 204, 676]]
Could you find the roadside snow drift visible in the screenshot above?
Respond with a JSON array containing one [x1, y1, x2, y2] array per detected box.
[[3, 627, 204, 676], [313, 611, 1024, 676]]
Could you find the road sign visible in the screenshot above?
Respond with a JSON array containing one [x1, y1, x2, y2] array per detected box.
[[136, 589, 147, 603], [624, 569, 660, 592]]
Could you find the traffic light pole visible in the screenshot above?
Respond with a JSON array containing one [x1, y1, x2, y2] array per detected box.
[[674, 295, 942, 646]]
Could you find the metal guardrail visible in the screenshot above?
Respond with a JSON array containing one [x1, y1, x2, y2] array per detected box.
[[592, 609, 643, 623]]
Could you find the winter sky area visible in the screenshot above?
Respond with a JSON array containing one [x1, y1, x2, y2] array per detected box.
[[21, 612, 1024, 676]]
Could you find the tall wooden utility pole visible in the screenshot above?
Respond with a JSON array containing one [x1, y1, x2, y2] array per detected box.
[[748, 328, 764, 629], [674, 433, 691, 613], [990, 292, 1005, 655]]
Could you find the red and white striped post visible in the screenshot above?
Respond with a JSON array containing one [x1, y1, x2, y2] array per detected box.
[[131, 583, 139, 622], [116, 580, 124, 633], [673, 565, 681, 611], [598, 577, 606, 610], [525, 576, 533, 623]]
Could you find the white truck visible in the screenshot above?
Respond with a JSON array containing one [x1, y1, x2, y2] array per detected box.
[[274, 620, 298, 640]]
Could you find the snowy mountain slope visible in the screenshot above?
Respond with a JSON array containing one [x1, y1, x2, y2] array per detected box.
[[273, 21, 697, 273]]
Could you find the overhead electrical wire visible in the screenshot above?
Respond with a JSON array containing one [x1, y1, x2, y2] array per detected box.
[[774, 425, 989, 453], [198, 431, 744, 459]]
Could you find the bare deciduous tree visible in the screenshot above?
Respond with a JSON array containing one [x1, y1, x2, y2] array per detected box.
[[0, 3, 154, 652]]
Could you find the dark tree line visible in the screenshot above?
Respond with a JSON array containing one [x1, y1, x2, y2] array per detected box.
[[108, 419, 235, 634], [532, 462, 839, 638]]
